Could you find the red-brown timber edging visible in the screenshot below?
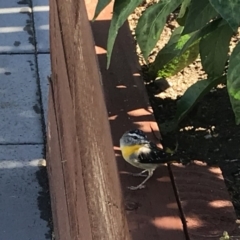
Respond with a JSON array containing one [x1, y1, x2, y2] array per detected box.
[[46, 0, 240, 239]]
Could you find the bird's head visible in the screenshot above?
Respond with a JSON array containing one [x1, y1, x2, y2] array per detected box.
[[120, 129, 149, 147]]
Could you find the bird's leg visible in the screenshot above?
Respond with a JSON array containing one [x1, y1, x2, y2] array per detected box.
[[131, 169, 148, 177], [128, 169, 154, 190]]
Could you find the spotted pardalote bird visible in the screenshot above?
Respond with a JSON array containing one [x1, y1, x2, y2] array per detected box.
[[120, 129, 176, 190]]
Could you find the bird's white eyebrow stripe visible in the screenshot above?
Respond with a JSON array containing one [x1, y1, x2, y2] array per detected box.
[[128, 133, 144, 138]]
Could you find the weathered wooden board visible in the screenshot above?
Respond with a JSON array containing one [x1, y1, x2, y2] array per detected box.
[[47, 0, 130, 239]]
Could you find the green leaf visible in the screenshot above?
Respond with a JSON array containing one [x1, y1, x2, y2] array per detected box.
[[227, 42, 240, 124], [167, 26, 185, 45], [161, 76, 226, 133], [177, 8, 188, 26], [148, 27, 186, 77], [167, 26, 185, 46], [200, 22, 233, 78], [178, 0, 191, 18], [156, 42, 199, 78], [106, 0, 144, 68], [183, 0, 218, 34], [149, 27, 198, 78], [209, 0, 240, 32], [180, 18, 222, 54], [177, 0, 189, 27], [93, 0, 111, 21], [136, 0, 183, 60]]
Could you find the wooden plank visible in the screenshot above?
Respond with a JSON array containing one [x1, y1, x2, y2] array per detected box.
[[85, 1, 187, 239], [46, 83, 71, 240], [85, 1, 240, 240], [47, 1, 71, 239], [48, 0, 240, 239], [49, 0, 131, 239], [171, 161, 240, 239], [49, 0, 93, 239]]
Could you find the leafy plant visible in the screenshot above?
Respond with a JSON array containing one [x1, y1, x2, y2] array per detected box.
[[93, 0, 240, 131]]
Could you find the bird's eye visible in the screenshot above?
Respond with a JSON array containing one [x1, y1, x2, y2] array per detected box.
[[133, 136, 138, 140]]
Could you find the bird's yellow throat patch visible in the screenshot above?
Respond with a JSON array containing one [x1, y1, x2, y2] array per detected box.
[[121, 145, 142, 159]]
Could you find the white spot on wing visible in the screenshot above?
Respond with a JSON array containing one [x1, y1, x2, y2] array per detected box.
[[138, 145, 151, 154]]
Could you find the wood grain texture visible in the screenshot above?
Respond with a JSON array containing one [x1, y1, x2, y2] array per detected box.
[[171, 161, 240, 239], [48, 0, 239, 239], [47, 83, 71, 240], [48, 0, 130, 239], [49, 0, 92, 239], [85, 1, 240, 240], [85, 1, 187, 239]]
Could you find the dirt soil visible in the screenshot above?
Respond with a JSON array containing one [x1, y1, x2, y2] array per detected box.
[[128, 0, 240, 217]]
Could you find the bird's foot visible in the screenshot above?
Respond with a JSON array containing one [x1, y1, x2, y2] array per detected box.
[[131, 172, 148, 177], [127, 184, 146, 190]]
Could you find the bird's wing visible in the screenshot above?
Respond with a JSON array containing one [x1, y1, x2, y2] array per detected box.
[[138, 142, 169, 164]]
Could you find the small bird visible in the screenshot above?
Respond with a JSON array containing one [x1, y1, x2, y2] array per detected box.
[[120, 129, 177, 190]]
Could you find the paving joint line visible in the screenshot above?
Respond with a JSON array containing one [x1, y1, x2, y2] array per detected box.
[[29, 4, 54, 236], [0, 52, 50, 55], [0, 143, 44, 146], [29, 0, 48, 153]]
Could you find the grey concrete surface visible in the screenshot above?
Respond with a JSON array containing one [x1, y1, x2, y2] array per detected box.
[[0, 55, 43, 144], [32, 0, 50, 52], [0, 0, 51, 239], [0, 145, 49, 240], [0, 1, 34, 53]]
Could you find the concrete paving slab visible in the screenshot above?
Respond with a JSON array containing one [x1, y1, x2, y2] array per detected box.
[[0, 144, 50, 240], [32, 0, 49, 52], [37, 53, 50, 127], [0, 1, 34, 53], [0, 54, 43, 144]]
